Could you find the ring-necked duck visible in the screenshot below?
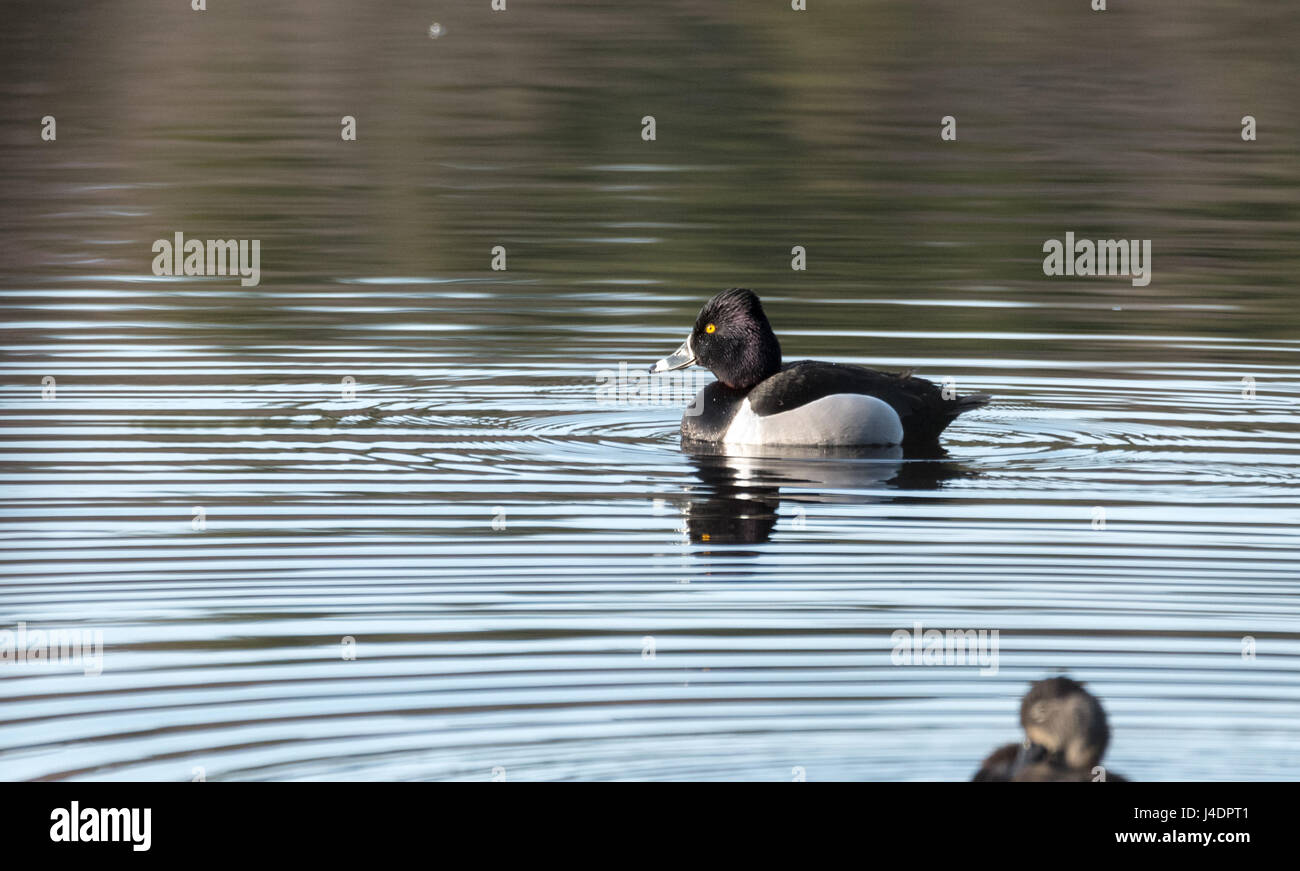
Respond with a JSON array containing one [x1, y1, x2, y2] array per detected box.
[[973, 677, 1129, 782], [650, 288, 989, 447]]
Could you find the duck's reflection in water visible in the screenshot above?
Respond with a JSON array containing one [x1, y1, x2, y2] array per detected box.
[[678, 443, 971, 547]]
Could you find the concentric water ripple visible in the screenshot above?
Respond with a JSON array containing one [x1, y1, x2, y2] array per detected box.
[[3, 307, 1299, 780]]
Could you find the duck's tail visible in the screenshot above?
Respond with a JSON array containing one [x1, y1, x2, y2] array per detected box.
[[953, 392, 992, 415], [902, 389, 992, 447]]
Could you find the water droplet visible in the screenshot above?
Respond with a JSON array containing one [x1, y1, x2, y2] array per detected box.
[[428, 22, 445, 39]]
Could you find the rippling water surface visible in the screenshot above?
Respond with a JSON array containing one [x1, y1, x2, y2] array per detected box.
[[2, 0, 1299, 781]]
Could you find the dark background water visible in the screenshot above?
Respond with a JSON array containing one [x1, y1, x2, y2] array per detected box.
[[1, 0, 1298, 780]]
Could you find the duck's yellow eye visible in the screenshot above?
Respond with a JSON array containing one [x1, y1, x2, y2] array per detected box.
[[705, 323, 716, 334]]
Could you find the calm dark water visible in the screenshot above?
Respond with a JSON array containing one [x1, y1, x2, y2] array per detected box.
[[1, 1, 1298, 781]]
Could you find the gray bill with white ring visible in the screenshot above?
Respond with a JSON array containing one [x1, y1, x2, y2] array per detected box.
[[650, 336, 696, 373]]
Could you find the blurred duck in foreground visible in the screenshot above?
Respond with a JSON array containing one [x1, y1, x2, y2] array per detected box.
[[974, 677, 1128, 782]]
